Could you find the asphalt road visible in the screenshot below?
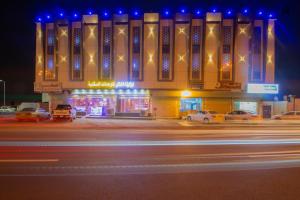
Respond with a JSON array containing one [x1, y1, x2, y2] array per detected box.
[[1, 123, 300, 199]]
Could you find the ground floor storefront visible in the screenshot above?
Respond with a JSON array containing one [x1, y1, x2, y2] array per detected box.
[[44, 89, 278, 118]]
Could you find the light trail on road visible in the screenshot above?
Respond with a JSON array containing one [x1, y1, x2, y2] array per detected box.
[[2, 138, 300, 147]]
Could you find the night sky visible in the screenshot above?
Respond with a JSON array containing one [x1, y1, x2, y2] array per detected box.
[[1, 0, 299, 96]]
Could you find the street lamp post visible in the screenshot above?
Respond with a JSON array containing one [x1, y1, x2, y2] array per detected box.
[[0, 80, 5, 106]]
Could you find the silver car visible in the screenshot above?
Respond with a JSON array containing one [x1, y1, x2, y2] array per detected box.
[[272, 111, 300, 120], [186, 111, 219, 123], [225, 110, 256, 120]]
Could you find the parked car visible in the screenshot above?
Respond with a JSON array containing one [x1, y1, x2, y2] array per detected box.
[[16, 107, 51, 122], [52, 104, 76, 121], [272, 111, 300, 120], [224, 110, 257, 120], [0, 106, 16, 113], [17, 102, 40, 111], [186, 111, 222, 123]]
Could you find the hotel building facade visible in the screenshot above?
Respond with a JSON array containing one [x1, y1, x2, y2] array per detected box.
[[34, 11, 277, 118]]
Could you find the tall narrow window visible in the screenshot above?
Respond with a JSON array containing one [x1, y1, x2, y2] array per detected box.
[[251, 27, 262, 81], [71, 27, 82, 80], [190, 25, 202, 81], [45, 28, 56, 80], [159, 25, 173, 80], [130, 26, 142, 80], [101, 27, 112, 80], [221, 26, 233, 81]]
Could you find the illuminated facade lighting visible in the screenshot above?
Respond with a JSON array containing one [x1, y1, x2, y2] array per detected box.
[[239, 55, 246, 63], [209, 26, 214, 35], [178, 54, 185, 62], [118, 28, 125, 35], [61, 29, 67, 37], [178, 27, 185, 35], [89, 54, 94, 64], [208, 54, 213, 63], [60, 55, 67, 63], [239, 27, 246, 35], [88, 26, 96, 38], [37, 55, 42, 64], [148, 53, 153, 63], [148, 26, 154, 38], [267, 55, 273, 64], [181, 90, 191, 97], [117, 55, 124, 62]]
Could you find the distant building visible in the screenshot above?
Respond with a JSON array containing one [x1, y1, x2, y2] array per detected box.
[[34, 11, 277, 118]]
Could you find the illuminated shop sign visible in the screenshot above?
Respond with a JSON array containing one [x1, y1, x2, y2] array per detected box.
[[72, 89, 150, 95], [87, 81, 135, 89], [247, 84, 279, 94]]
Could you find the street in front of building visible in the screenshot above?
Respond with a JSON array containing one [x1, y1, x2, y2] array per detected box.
[[1, 122, 300, 199]]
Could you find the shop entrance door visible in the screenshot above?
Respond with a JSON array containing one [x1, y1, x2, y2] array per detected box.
[[263, 105, 272, 119]]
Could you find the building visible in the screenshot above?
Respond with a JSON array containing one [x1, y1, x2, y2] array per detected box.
[[34, 10, 278, 118]]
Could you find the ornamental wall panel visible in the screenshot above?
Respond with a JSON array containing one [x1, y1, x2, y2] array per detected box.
[[265, 19, 275, 83], [113, 14, 129, 81], [174, 16, 189, 89], [83, 15, 98, 81], [35, 22, 44, 85], [57, 24, 69, 84], [234, 22, 251, 90], [99, 20, 113, 80], [142, 13, 159, 88], [204, 13, 221, 89]]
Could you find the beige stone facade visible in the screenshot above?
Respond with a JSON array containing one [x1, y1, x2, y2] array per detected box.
[[34, 12, 276, 118]]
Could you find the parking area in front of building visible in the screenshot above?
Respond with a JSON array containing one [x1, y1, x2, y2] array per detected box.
[[2, 113, 300, 129]]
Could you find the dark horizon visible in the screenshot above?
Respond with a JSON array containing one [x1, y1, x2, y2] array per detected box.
[[1, 0, 300, 96]]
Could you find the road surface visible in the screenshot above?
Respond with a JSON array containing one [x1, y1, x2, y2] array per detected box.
[[1, 122, 300, 199]]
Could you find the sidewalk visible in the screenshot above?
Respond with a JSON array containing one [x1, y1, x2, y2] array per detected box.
[[2, 117, 300, 130]]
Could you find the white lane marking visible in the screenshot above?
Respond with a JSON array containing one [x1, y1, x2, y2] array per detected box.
[[2, 159, 300, 176], [2, 139, 300, 147], [0, 159, 59, 163]]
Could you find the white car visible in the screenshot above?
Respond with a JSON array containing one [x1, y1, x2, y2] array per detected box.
[[225, 110, 257, 120], [272, 111, 300, 120], [186, 111, 219, 123], [0, 106, 16, 113]]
